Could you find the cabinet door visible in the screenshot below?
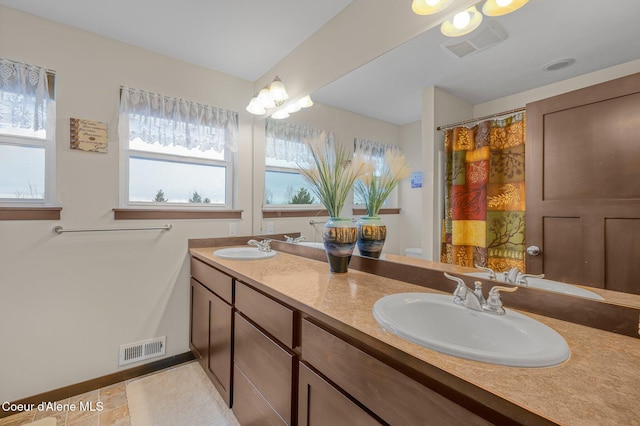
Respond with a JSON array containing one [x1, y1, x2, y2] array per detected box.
[[190, 278, 210, 364], [190, 279, 233, 407], [207, 287, 233, 407], [298, 362, 381, 426]]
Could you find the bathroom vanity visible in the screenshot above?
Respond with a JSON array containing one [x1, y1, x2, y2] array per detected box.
[[188, 238, 640, 425]]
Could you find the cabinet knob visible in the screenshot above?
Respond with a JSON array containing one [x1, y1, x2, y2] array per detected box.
[[526, 246, 541, 256]]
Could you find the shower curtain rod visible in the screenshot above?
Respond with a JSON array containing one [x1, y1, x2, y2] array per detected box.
[[436, 106, 526, 131]]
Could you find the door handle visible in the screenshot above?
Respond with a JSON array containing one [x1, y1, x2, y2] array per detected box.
[[526, 246, 541, 256]]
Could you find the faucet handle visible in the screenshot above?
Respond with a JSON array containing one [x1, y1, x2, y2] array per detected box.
[[444, 273, 469, 305], [474, 264, 497, 280], [284, 235, 294, 243], [517, 273, 545, 285], [485, 285, 519, 315]]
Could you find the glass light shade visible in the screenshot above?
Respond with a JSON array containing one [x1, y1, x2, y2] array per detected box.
[[271, 109, 290, 119], [441, 6, 483, 37], [482, 0, 529, 16], [246, 97, 266, 115], [269, 76, 289, 104], [256, 86, 276, 108], [411, 0, 453, 15], [298, 95, 314, 108]]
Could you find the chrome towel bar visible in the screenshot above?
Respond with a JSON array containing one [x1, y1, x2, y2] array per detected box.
[[52, 224, 172, 235]]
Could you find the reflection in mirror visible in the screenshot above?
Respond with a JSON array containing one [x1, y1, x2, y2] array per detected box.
[[379, 253, 640, 310], [308, 0, 640, 311]]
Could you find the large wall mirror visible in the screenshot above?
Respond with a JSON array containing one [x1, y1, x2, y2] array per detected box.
[[283, 0, 640, 311]]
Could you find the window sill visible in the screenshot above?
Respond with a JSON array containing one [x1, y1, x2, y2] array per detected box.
[[352, 208, 401, 216], [113, 209, 242, 220], [262, 208, 329, 219], [0, 207, 62, 221]]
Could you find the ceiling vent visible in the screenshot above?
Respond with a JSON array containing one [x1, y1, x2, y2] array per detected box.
[[441, 20, 508, 59]]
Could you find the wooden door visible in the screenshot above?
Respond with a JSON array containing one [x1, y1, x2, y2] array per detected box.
[[525, 73, 640, 294]]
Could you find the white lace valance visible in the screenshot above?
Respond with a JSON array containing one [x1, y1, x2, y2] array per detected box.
[[265, 119, 334, 166], [119, 87, 238, 153], [354, 137, 402, 173], [0, 58, 51, 133]]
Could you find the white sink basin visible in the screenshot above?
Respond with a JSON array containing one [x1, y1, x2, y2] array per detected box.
[[464, 272, 604, 300], [214, 247, 277, 260], [298, 242, 325, 249], [373, 293, 570, 367]]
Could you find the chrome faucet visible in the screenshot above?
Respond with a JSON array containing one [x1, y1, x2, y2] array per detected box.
[[284, 235, 306, 243], [247, 239, 272, 252], [503, 267, 521, 284], [444, 273, 518, 315], [502, 267, 545, 286]]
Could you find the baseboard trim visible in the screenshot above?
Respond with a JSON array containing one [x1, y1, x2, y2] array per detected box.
[[1, 351, 195, 419]]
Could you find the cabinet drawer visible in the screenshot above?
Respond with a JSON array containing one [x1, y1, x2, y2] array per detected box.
[[236, 281, 294, 348], [191, 257, 233, 303], [301, 319, 492, 426], [235, 313, 294, 424], [233, 365, 287, 426]]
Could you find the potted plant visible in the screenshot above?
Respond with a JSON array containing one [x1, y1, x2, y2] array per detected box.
[[354, 150, 411, 258], [298, 133, 366, 272]]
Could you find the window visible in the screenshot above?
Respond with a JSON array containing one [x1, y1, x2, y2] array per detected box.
[[264, 120, 332, 207], [119, 87, 238, 208], [0, 58, 56, 206], [353, 138, 402, 209]]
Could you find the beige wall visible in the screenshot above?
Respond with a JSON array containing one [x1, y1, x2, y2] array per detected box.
[[0, 6, 250, 402]]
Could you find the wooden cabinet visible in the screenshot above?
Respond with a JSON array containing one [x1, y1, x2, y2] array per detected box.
[[190, 259, 234, 407], [233, 282, 296, 425], [189, 255, 505, 425], [298, 362, 382, 426]]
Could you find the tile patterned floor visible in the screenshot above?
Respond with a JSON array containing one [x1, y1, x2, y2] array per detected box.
[[0, 364, 178, 426]]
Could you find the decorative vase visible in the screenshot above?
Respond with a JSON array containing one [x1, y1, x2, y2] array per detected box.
[[322, 217, 358, 273], [356, 216, 387, 259]]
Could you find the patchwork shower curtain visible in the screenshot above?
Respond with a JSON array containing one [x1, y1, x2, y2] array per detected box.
[[441, 113, 526, 273]]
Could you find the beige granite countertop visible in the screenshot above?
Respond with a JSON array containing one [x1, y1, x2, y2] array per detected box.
[[190, 247, 640, 426]]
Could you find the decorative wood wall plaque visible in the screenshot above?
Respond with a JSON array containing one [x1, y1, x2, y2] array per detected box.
[[70, 118, 108, 153]]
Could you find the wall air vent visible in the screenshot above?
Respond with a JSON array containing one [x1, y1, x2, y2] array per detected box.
[[441, 20, 508, 59], [119, 336, 166, 366]]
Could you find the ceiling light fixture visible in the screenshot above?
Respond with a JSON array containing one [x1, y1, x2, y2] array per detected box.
[[271, 109, 290, 119], [411, 0, 454, 16], [441, 6, 483, 37], [246, 75, 289, 114], [271, 95, 314, 119], [482, 0, 529, 17], [246, 77, 313, 118]]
